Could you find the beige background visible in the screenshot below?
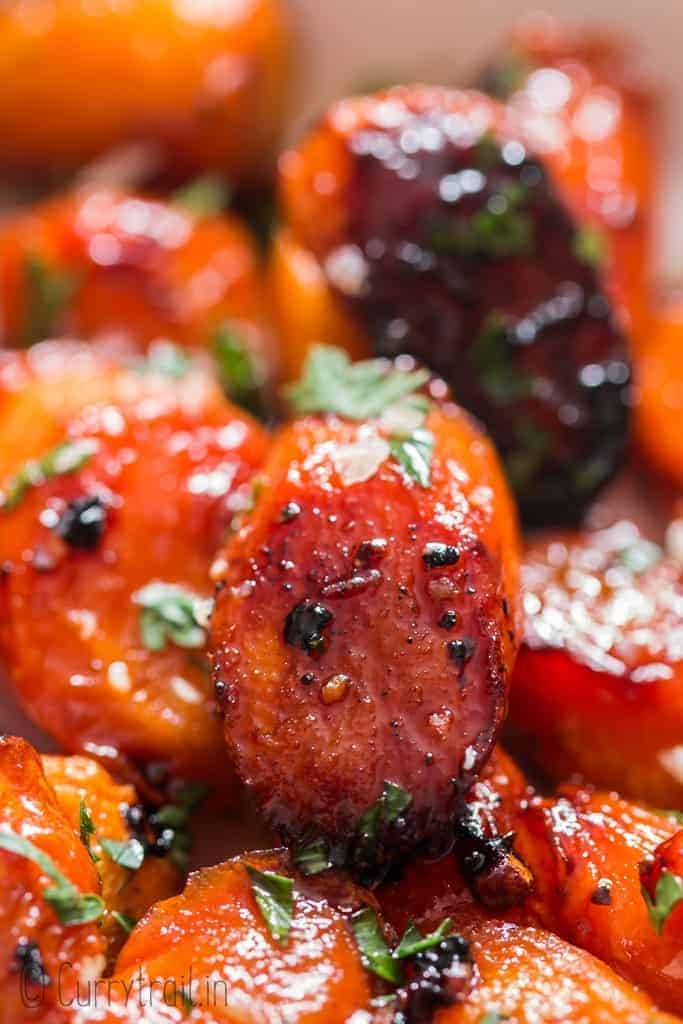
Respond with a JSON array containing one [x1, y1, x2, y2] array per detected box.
[[289, 0, 683, 279]]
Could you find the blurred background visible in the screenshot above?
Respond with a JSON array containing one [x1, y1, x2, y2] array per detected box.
[[291, 0, 681, 278]]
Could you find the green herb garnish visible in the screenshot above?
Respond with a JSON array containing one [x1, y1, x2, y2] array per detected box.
[[111, 911, 136, 934], [480, 49, 530, 99], [470, 314, 533, 406], [133, 582, 211, 652], [1, 438, 99, 512], [355, 780, 412, 867], [430, 178, 533, 260], [393, 917, 453, 958], [573, 225, 606, 269], [173, 174, 231, 218], [504, 419, 551, 492], [100, 837, 146, 871], [0, 829, 105, 925], [214, 324, 265, 417], [151, 781, 211, 872], [643, 872, 683, 934], [79, 800, 99, 864], [245, 866, 294, 945], [351, 906, 402, 984], [21, 253, 79, 347], [286, 345, 429, 421], [479, 1013, 511, 1024], [292, 832, 331, 877], [389, 426, 434, 488]]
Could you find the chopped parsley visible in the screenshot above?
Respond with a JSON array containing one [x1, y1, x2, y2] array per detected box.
[[573, 225, 606, 269], [354, 781, 412, 870], [351, 907, 402, 984], [287, 346, 435, 487], [245, 866, 294, 945], [111, 911, 136, 934], [1, 438, 99, 512], [214, 324, 265, 417], [643, 872, 683, 934], [79, 800, 99, 863], [479, 1013, 510, 1024], [133, 582, 211, 652], [100, 837, 146, 871], [291, 832, 332, 877], [286, 345, 429, 421], [429, 180, 533, 260], [470, 314, 533, 406], [21, 253, 79, 347], [352, 907, 456, 985], [0, 829, 105, 925], [172, 174, 231, 217]]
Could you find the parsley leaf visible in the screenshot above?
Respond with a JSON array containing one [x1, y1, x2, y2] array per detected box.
[[479, 1013, 510, 1024], [470, 314, 533, 406], [355, 781, 412, 869], [0, 829, 105, 925], [21, 253, 79, 347], [394, 917, 453, 958], [573, 225, 606, 269], [79, 800, 99, 863], [351, 906, 402, 984], [429, 178, 533, 260], [100, 837, 146, 871], [286, 345, 429, 421], [245, 866, 294, 945], [133, 582, 211, 652], [1, 438, 99, 512], [214, 324, 265, 417], [389, 427, 434, 488], [173, 174, 231, 217], [643, 872, 683, 934], [150, 781, 211, 872], [292, 832, 331, 877], [111, 911, 136, 934]]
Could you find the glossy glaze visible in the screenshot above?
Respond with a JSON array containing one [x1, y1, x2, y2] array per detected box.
[[0, 188, 275, 397], [211, 391, 520, 872], [0, 342, 268, 789], [0, 736, 106, 1024], [510, 519, 683, 804], [515, 786, 683, 1014], [0, 0, 288, 181], [276, 85, 631, 525], [42, 755, 181, 959], [635, 302, 683, 489]]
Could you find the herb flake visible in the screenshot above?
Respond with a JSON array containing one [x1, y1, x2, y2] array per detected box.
[[22, 253, 79, 347], [173, 174, 231, 217], [79, 800, 99, 863], [351, 906, 402, 984], [394, 917, 453, 958], [214, 324, 265, 417], [643, 872, 683, 934], [1, 438, 99, 512], [0, 829, 105, 925], [133, 582, 211, 652], [100, 837, 146, 872], [246, 866, 294, 945], [292, 833, 331, 877], [286, 345, 429, 421]]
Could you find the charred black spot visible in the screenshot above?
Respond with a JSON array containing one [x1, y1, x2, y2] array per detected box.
[[355, 538, 389, 567], [279, 501, 302, 523], [393, 936, 472, 1024], [284, 600, 333, 654], [55, 495, 107, 550], [422, 543, 461, 568], [438, 609, 458, 630], [590, 878, 613, 905], [300, 672, 316, 685], [447, 637, 475, 667]]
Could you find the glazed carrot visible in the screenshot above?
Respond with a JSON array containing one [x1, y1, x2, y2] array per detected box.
[[0, 0, 288, 182], [378, 837, 679, 1024], [210, 350, 520, 877], [0, 341, 268, 791], [0, 736, 107, 1024], [273, 84, 631, 525], [0, 188, 275, 409], [514, 785, 683, 1014], [634, 301, 683, 488], [510, 520, 683, 805], [42, 755, 181, 959]]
